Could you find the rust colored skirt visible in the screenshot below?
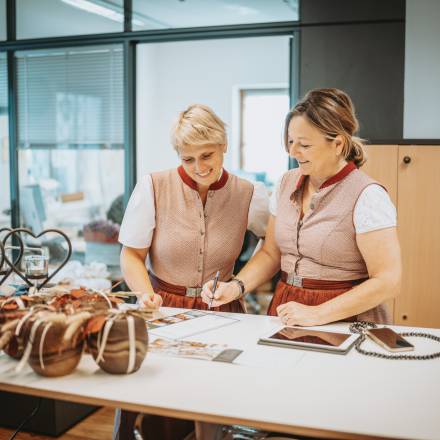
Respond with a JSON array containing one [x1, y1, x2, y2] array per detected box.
[[267, 280, 390, 324]]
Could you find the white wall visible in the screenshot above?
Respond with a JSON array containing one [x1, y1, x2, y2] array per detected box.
[[404, 0, 440, 138], [136, 36, 290, 179]]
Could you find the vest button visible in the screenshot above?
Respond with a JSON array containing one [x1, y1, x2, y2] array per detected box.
[[310, 203, 315, 209], [200, 231, 204, 235], [198, 268, 202, 272]]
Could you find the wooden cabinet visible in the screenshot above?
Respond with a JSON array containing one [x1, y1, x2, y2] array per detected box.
[[396, 146, 440, 328], [362, 145, 440, 328], [362, 145, 398, 323], [362, 145, 398, 205]]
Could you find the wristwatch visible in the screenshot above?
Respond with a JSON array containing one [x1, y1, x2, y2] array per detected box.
[[231, 277, 246, 299]]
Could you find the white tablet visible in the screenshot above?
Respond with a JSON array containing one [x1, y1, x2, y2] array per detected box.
[[258, 326, 360, 354]]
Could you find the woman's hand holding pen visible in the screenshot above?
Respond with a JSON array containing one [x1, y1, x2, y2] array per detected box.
[[139, 292, 163, 310], [201, 280, 241, 308]]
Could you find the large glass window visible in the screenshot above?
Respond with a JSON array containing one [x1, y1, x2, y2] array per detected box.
[[16, 45, 124, 265], [17, 0, 123, 39], [0, 0, 6, 41], [0, 52, 10, 228], [239, 88, 289, 187], [136, 36, 290, 182], [132, 0, 299, 31]]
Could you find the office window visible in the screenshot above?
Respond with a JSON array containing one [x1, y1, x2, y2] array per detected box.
[[136, 36, 290, 178], [132, 0, 299, 31], [16, 45, 124, 263], [0, 53, 10, 228], [239, 88, 289, 187], [0, 0, 6, 41], [17, 46, 123, 149], [17, 0, 123, 39]]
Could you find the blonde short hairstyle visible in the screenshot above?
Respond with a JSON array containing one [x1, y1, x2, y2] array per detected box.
[[171, 104, 227, 150]]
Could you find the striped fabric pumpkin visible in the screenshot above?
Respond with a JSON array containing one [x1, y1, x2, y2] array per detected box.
[[14, 310, 91, 377], [0, 309, 29, 359], [87, 311, 148, 374]]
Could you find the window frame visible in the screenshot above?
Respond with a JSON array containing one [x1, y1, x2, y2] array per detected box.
[[0, 0, 300, 228], [232, 84, 289, 176]]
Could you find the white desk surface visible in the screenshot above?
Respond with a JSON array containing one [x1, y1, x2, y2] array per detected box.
[[0, 308, 439, 440]]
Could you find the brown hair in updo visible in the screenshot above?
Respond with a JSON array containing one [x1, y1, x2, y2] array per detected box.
[[284, 88, 366, 167]]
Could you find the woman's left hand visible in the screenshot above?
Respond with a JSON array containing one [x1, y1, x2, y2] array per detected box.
[[140, 292, 163, 310], [277, 301, 321, 327]]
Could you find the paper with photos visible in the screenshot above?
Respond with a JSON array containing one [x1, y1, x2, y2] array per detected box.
[[147, 310, 239, 339], [149, 338, 228, 361]]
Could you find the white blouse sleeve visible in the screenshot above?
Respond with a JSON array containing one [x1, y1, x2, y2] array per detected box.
[[247, 182, 270, 238], [354, 184, 397, 234], [118, 174, 156, 248], [269, 177, 282, 217]]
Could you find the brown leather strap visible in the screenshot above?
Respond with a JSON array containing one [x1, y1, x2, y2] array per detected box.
[[149, 272, 201, 297], [280, 271, 366, 290]]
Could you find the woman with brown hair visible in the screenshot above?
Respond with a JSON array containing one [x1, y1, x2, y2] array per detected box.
[[202, 88, 401, 326], [115, 104, 269, 439]]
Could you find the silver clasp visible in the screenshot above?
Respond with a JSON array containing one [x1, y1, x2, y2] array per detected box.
[[186, 287, 203, 297], [286, 273, 303, 287]]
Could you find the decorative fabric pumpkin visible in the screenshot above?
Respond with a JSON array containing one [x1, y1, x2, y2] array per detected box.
[[15, 310, 91, 377], [87, 310, 148, 374], [0, 309, 29, 359]]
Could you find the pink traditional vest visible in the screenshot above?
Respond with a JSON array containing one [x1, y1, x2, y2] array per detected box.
[[276, 162, 380, 280], [275, 162, 390, 323], [149, 167, 254, 288]]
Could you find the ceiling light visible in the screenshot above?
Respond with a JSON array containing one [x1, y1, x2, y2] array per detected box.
[[62, 0, 124, 23], [61, 0, 166, 28]]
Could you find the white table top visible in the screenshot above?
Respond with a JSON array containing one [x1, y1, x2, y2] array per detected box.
[[0, 308, 439, 440]]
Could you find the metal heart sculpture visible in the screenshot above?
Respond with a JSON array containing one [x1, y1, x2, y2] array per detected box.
[[0, 227, 25, 286], [0, 240, 4, 278], [2, 228, 72, 290]]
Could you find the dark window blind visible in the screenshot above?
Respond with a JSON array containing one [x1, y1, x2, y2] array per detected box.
[[16, 45, 123, 149]]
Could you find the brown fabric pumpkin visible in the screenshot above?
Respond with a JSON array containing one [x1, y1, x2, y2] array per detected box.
[[0, 309, 33, 359], [27, 320, 84, 377], [87, 311, 148, 374], [14, 310, 90, 377]]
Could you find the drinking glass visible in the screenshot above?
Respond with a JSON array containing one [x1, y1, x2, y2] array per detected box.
[[24, 255, 49, 294]]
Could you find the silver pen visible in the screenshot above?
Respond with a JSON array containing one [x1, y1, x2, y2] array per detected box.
[[208, 270, 220, 310]]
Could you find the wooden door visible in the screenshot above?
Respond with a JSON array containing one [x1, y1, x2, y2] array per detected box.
[[396, 146, 440, 328], [361, 145, 398, 322]]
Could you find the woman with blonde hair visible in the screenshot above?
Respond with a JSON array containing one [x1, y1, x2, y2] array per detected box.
[[202, 88, 401, 326], [115, 104, 269, 439]]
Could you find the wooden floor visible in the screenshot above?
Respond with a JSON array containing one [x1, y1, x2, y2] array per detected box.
[[0, 407, 114, 440]]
